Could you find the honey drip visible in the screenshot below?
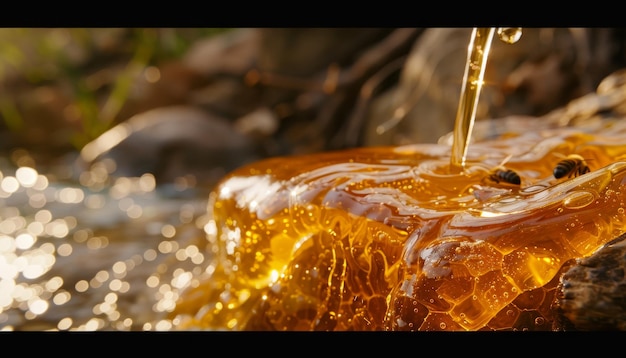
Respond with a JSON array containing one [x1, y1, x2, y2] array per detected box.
[[450, 28, 495, 172], [171, 30, 626, 331], [450, 27, 522, 172]]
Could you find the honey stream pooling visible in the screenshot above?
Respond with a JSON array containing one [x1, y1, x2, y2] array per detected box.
[[171, 29, 626, 331]]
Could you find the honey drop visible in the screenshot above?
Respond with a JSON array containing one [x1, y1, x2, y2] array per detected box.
[[497, 27, 523, 44]]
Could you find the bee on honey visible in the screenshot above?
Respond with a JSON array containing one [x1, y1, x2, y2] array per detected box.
[[489, 168, 521, 185], [482, 154, 521, 186], [553, 154, 591, 179]]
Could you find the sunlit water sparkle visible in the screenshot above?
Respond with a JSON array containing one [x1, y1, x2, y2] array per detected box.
[[0, 153, 210, 331]]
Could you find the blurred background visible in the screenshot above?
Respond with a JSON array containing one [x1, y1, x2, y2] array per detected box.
[[1, 28, 626, 331]]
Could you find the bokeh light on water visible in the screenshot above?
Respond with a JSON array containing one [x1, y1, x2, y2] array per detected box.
[[0, 149, 211, 331]]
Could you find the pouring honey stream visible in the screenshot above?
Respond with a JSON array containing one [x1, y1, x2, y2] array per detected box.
[[171, 28, 626, 331], [450, 27, 522, 172]]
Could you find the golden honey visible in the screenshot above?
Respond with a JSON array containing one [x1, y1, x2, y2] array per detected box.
[[171, 118, 626, 331], [171, 28, 626, 331]]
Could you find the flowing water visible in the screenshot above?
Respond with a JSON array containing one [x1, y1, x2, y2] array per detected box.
[[0, 152, 211, 331]]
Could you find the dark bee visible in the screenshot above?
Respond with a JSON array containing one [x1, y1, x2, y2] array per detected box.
[[553, 154, 590, 179], [482, 154, 521, 186], [489, 168, 521, 185]]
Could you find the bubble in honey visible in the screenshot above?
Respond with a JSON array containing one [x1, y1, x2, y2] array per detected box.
[[497, 27, 522, 44], [562, 191, 595, 209]]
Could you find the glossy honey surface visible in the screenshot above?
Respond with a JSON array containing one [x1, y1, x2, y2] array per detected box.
[[171, 117, 626, 331]]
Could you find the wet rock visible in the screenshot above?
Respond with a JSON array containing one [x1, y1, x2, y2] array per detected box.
[[554, 233, 626, 330], [233, 106, 279, 138], [76, 105, 262, 190]]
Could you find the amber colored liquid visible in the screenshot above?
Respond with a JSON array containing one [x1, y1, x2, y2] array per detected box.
[[171, 28, 626, 331], [450, 28, 495, 172], [450, 27, 522, 171], [171, 119, 626, 331]]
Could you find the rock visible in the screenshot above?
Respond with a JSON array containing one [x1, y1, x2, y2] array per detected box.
[[76, 105, 261, 190], [554, 233, 626, 330], [183, 28, 260, 77]]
